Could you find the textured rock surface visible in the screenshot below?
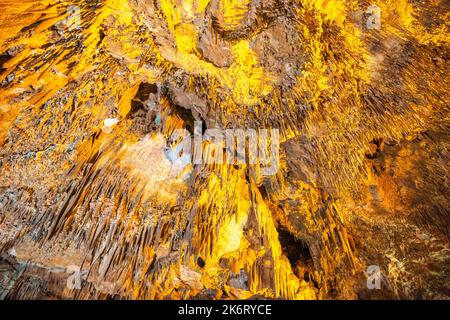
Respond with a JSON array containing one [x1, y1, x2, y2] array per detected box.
[[0, 0, 448, 299]]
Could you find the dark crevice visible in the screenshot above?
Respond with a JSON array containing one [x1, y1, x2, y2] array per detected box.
[[170, 104, 198, 135], [277, 227, 315, 283], [135, 82, 158, 101], [365, 138, 384, 160], [197, 257, 205, 268], [0, 52, 12, 73], [128, 82, 160, 136]]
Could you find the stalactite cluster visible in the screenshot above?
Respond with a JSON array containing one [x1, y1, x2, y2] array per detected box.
[[0, 0, 448, 299]]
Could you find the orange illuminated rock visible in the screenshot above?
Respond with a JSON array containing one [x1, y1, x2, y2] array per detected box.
[[0, 0, 448, 300]]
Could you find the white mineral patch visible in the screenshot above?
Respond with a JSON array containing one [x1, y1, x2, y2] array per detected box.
[[101, 118, 119, 133]]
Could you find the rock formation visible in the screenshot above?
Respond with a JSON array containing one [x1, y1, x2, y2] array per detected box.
[[0, 0, 448, 299]]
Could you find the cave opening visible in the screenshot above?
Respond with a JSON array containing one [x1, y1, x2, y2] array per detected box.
[[277, 228, 315, 282]]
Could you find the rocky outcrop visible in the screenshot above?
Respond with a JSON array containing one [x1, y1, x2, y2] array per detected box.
[[0, 0, 448, 300]]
